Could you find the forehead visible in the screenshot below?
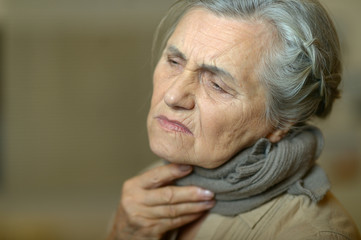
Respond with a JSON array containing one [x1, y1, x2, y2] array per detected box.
[[168, 8, 273, 63]]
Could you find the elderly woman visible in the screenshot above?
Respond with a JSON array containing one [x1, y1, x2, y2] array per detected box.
[[108, 0, 361, 239]]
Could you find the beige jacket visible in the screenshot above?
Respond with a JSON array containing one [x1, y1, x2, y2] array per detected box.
[[170, 192, 360, 240]]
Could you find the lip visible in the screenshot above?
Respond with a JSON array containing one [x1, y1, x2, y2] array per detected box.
[[155, 115, 193, 135]]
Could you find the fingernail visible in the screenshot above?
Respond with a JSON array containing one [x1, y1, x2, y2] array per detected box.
[[204, 200, 216, 208], [178, 164, 192, 172], [200, 189, 214, 199]]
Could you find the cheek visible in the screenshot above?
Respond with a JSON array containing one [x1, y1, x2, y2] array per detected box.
[[202, 101, 267, 148], [150, 69, 167, 107], [194, 105, 241, 159], [202, 103, 247, 135], [214, 111, 249, 146]]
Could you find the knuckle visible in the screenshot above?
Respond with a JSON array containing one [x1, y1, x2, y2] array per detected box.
[[167, 205, 178, 218], [130, 216, 155, 229], [126, 214, 139, 227], [122, 179, 134, 193], [120, 196, 140, 216], [127, 212, 145, 227], [149, 175, 162, 187], [162, 187, 175, 204], [128, 218, 143, 229]]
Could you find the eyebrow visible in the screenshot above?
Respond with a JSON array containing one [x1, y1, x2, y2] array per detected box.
[[166, 45, 237, 84], [166, 45, 187, 61], [200, 64, 237, 84]]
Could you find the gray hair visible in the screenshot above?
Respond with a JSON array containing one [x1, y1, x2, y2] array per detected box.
[[152, 0, 342, 129]]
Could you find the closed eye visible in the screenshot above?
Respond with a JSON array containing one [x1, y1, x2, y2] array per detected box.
[[202, 71, 228, 94], [211, 82, 226, 93], [167, 57, 180, 66]]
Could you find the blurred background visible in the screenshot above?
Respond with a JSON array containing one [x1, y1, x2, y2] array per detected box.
[[0, 0, 360, 239]]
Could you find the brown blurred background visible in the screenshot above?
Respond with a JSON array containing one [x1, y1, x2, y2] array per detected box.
[[0, 0, 360, 239]]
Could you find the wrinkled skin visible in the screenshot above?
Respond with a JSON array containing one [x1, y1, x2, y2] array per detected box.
[[147, 9, 282, 169], [108, 8, 286, 240], [107, 164, 215, 240]]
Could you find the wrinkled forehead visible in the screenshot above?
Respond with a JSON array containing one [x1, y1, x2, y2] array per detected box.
[[168, 8, 276, 63], [165, 8, 278, 83]]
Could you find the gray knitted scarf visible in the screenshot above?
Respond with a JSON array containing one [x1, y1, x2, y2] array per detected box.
[[175, 125, 330, 216]]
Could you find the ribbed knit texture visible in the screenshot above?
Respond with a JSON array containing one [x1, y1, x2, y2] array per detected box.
[[175, 125, 330, 216]]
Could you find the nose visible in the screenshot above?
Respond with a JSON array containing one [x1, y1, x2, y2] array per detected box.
[[164, 72, 196, 110]]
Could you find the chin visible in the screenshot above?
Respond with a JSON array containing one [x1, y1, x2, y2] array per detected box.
[[149, 140, 189, 165], [149, 142, 229, 169], [196, 157, 230, 169]]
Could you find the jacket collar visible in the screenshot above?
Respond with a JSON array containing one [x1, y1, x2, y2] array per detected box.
[[239, 195, 282, 229]]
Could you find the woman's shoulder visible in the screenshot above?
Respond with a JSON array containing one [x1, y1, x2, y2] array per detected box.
[[195, 192, 361, 240], [272, 192, 360, 240]]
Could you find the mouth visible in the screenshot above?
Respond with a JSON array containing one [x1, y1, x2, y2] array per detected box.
[[155, 115, 193, 135]]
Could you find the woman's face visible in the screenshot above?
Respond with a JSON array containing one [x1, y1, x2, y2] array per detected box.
[[147, 9, 278, 168]]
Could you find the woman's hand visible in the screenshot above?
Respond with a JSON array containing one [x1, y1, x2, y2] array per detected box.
[[107, 163, 215, 240]]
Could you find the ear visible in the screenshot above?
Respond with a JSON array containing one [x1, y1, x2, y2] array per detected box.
[[266, 127, 291, 143]]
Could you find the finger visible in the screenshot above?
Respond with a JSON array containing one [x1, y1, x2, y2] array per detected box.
[[144, 201, 215, 219], [136, 163, 193, 189], [143, 186, 214, 206]]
